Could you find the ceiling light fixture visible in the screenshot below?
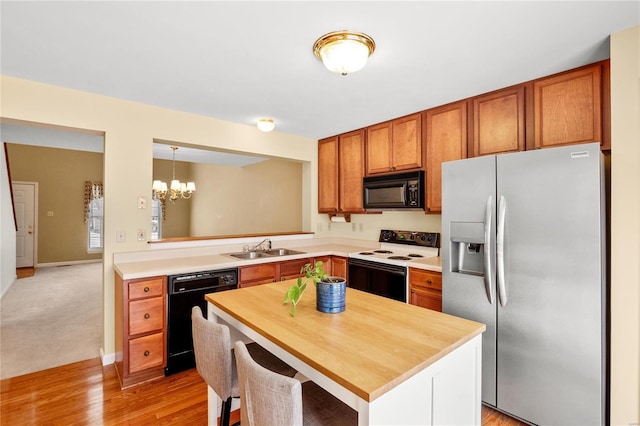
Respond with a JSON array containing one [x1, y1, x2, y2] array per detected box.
[[257, 118, 275, 132], [152, 146, 195, 202], [313, 30, 375, 76]]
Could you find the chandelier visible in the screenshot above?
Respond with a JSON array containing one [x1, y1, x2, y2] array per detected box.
[[313, 30, 375, 76], [152, 146, 196, 201]]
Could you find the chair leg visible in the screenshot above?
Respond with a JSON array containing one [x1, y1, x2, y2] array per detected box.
[[220, 396, 233, 426]]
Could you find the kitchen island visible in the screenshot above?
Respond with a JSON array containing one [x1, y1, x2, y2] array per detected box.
[[206, 279, 485, 425]]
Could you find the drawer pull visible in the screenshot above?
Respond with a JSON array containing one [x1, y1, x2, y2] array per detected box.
[[144, 313, 150, 319], [426, 279, 432, 284], [144, 351, 150, 357], [144, 286, 150, 292]]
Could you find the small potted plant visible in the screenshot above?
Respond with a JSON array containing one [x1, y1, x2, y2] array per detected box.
[[283, 261, 346, 316]]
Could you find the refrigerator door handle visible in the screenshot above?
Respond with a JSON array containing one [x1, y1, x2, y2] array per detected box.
[[497, 195, 508, 306], [484, 196, 495, 304]]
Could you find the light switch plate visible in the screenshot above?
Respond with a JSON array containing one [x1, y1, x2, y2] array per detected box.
[[137, 229, 146, 241], [116, 230, 126, 242]]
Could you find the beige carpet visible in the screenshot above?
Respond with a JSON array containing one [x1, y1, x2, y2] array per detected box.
[[0, 263, 103, 380]]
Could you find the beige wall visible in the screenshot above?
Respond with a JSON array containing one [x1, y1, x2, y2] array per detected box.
[[6, 144, 103, 264], [610, 25, 640, 425], [190, 159, 302, 236]]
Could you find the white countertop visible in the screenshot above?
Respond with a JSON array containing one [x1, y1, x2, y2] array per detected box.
[[113, 238, 441, 280]]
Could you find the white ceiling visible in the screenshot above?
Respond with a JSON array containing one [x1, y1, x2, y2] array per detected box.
[[1, 1, 638, 141]]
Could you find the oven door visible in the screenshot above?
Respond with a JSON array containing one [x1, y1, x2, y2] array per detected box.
[[348, 258, 407, 302]]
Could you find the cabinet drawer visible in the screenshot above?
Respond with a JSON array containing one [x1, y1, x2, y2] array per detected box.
[[239, 264, 277, 282], [409, 268, 442, 290], [129, 297, 164, 335], [128, 277, 164, 300], [129, 333, 164, 374]]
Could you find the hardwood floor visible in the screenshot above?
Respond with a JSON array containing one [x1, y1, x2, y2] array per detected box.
[[15, 267, 36, 279], [0, 357, 526, 425]]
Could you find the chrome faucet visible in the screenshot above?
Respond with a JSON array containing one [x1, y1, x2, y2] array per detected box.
[[252, 238, 271, 251]]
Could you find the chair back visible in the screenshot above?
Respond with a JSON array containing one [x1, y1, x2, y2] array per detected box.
[[191, 306, 235, 400], [234, 340, 304, 426]]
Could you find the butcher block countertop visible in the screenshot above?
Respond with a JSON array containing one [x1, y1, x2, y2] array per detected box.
[[206, 279, 484, 402]]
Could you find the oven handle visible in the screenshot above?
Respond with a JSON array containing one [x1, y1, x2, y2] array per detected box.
[[348, 258, 407, 275]]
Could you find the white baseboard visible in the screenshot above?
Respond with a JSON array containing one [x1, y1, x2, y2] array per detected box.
[[100, 348, 115, 365], [37, 259, 102, 268]]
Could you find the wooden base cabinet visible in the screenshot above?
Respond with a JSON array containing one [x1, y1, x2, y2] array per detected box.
[[314, 256, 348, 280], [114, 273, 167, 388], [409, 268, 442, 312]]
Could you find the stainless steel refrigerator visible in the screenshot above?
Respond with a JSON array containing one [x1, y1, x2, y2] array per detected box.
[[442, 143, 606, 425]]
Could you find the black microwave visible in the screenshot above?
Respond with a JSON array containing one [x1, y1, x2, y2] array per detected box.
[[363, 170, 424, 210]]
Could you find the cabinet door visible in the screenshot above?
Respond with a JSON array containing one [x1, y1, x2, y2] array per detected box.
[[339, 130, 366, 212], [533, 64, 602, 149], [472, 86, 525, 156], [424, 101, 468, 213], [314, 256, 332, 276], [318, 137, 339, 212], [392, 113, 422, 171], [331, 256, 348, 280], [366, 122, 393, 175], [409, 287, 442, 312]]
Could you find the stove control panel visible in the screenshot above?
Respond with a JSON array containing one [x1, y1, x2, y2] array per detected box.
[[379, 229, 440, 248]]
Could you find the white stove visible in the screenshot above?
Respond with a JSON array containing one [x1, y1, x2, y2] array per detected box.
[[349, 230, 440, 267]]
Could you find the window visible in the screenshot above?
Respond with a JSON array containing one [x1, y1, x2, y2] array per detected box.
[[87, 197, 103, 252], [84, 181, 103, 252], [151, 198, 162, 240]]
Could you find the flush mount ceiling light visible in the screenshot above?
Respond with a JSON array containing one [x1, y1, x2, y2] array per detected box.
[[257, 118, 275, 132], [152, 146, 195, 202], [313, 30, 375, 76]]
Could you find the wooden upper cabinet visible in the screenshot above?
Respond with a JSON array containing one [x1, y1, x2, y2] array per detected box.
[[471, 86, 525, 156], [424, 101, 468, 213], [366, 122, 392, 174], [318, 137, 339, 213], [338, 130, 366, 212], [366, 113, 422, 175], [533, 63, 603, 149]]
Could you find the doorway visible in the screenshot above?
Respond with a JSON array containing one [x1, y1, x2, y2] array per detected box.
[[12, 181, 38, 268]]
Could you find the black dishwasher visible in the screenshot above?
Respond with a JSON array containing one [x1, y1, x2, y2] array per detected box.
[[166, 268, 238, 375]]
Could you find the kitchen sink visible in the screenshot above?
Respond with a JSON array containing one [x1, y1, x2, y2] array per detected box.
[[264, 248, 305, 256], [228, 251, 271, 259], [224, 248, 306, 259]]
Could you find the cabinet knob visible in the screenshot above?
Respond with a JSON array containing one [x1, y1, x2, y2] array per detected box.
[[144, 351, 150, 357], [144, 313, 150, 319], [411, 289, 415, 293], [144, 287, 150, 292], [426, 279, 432, 284]]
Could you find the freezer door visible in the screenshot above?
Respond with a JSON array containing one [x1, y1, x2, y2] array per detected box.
[[495, 143, 605, 425], [442, 154, 497, 406]]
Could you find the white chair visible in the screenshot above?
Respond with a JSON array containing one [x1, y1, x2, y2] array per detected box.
[[191, 306, 296, 426], [234, 340, 357, 426]]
